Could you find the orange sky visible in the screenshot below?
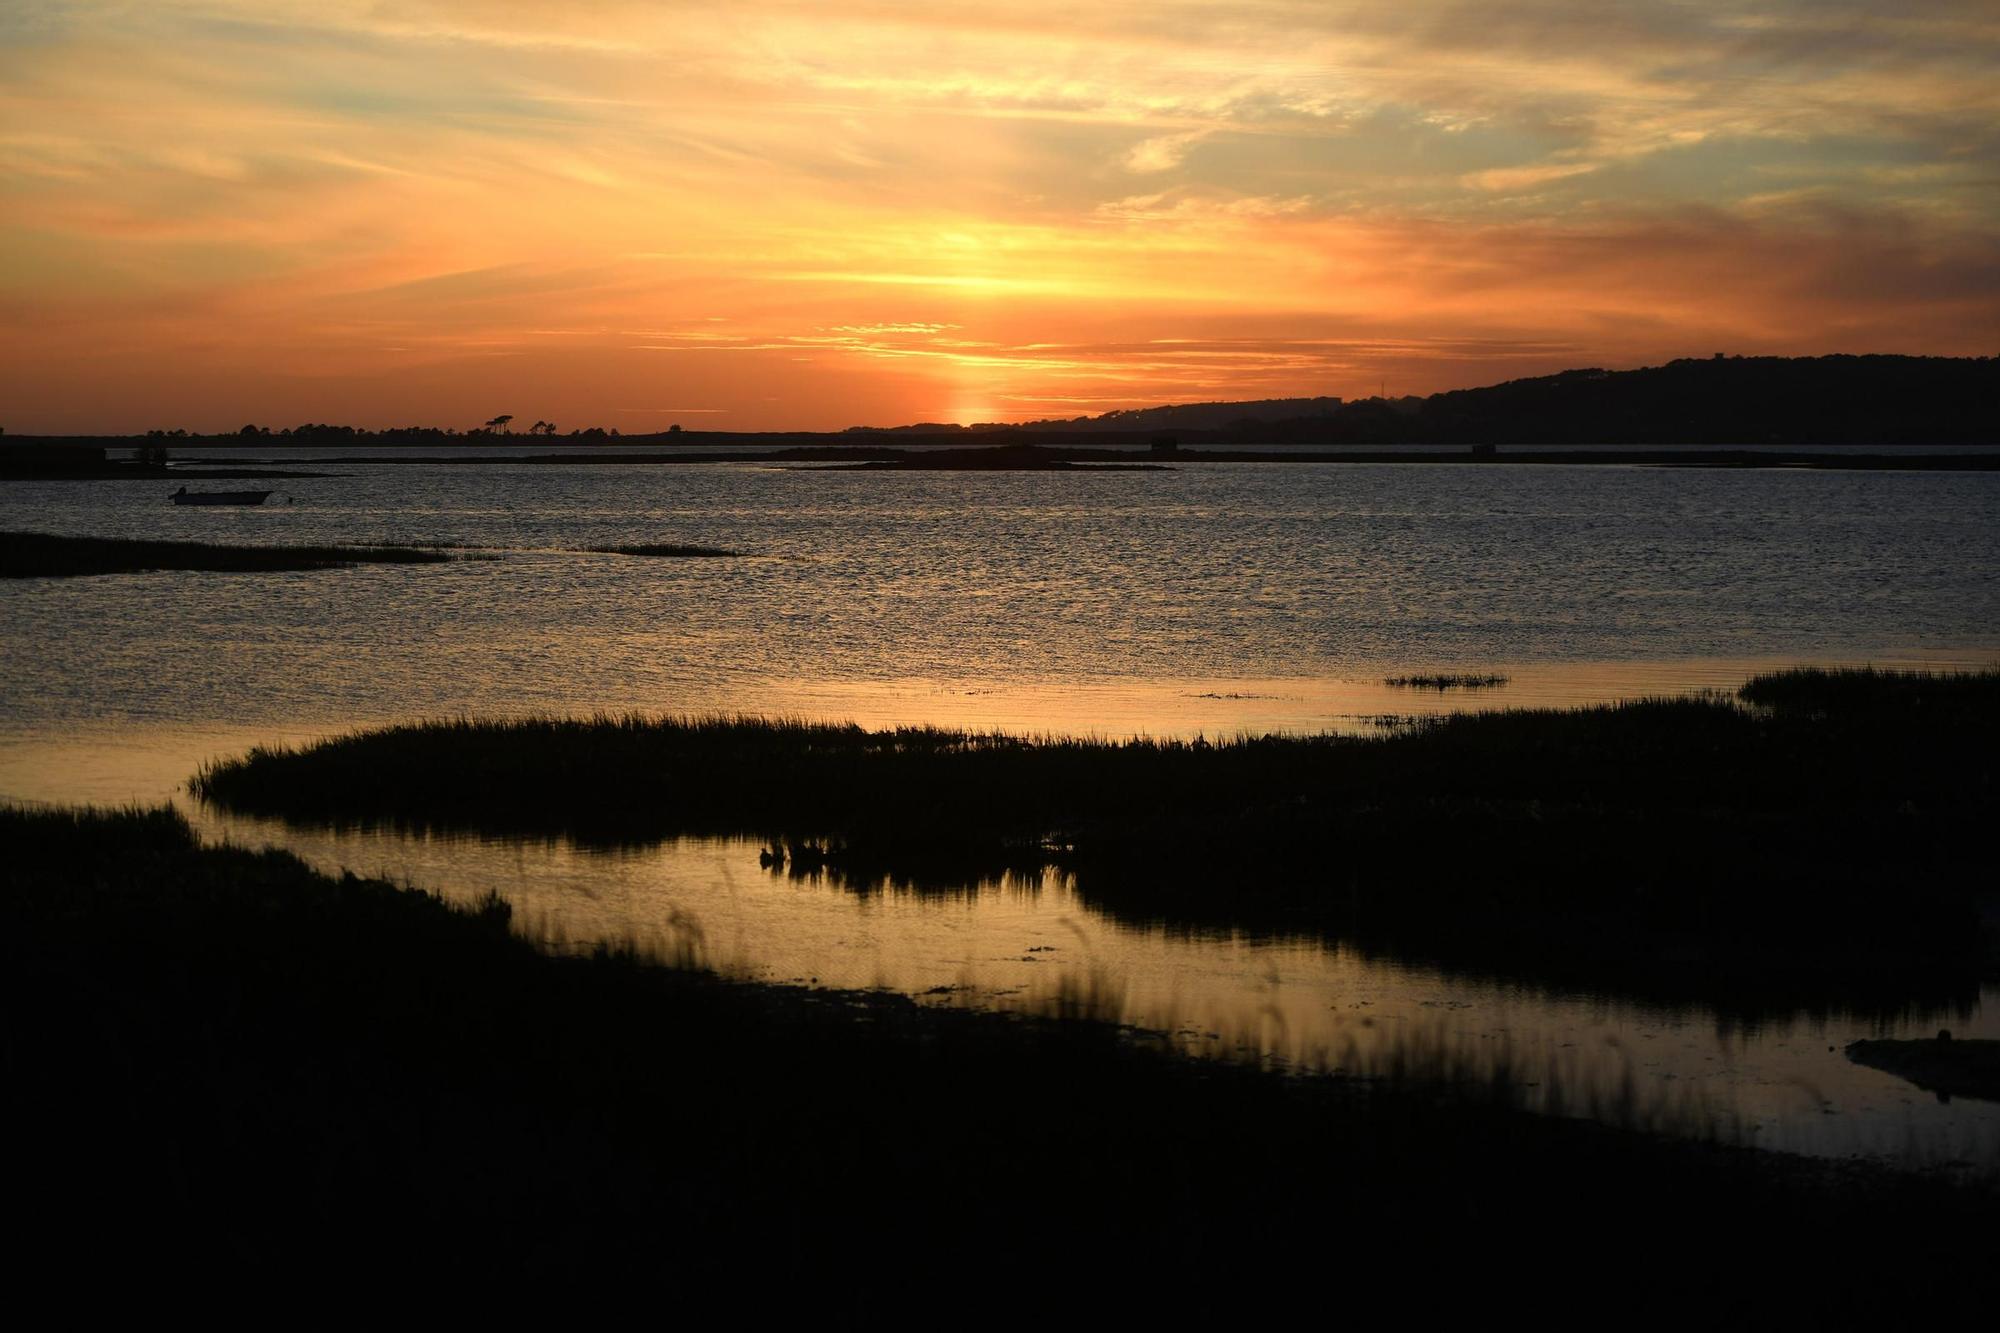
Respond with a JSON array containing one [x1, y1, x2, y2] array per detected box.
[[3, 2, 1997, 432]]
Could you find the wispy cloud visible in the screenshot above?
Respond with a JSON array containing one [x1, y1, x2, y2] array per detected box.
[[1461, 161, 1600, 193]]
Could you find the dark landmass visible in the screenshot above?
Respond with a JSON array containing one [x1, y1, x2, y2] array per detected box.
[[1359, 354, 1997, 447], [586, 542, 741, 557], [325, 445, 1996, 470], [1, 531, 455, 577], [0, 440, 337, 479], [897, 353, 1997, 446], [1848, 1038, 2000, 1103], [8, 441, 1998, 475], [5, 804, 1992, 1310], [11, 467, 337, 480], [0, 454, 336, 482], [194, 668, 2000, 1018], [8, 356, 1996, 459], [37, 445, 1999, 472]]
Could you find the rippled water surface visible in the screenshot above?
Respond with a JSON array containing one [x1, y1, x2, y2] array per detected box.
[[5, 459, 1998, 1163]]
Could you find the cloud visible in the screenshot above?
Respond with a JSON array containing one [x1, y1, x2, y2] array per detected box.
[[1094, 191, 1314, 221], [1461, 161, 1600, 193], [1, 3, 1996, 429], [1124, 130, 1208, 173]]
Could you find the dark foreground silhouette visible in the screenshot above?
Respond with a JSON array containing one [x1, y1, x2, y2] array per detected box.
[[4, 804, 1993, 1312], [195, 668, 2000, 1018]]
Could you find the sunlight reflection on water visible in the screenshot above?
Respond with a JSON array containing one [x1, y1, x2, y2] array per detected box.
[[170, 805, 2000, 1167], [3, 463, 1996, 735]]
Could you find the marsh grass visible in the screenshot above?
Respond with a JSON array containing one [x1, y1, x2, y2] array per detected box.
[[1740, 664, 1995, 712], [1383, 671, 1511, 689], [6, 803, 1993, 1307], [192, 669, 2000, 1013], [1, 530, 455, 577]]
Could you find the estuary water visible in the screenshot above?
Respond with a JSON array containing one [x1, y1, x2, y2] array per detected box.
[[4, 458, 1999, 1163]]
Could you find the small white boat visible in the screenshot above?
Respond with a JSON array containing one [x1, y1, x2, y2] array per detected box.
[[170, 486, 272, 506]]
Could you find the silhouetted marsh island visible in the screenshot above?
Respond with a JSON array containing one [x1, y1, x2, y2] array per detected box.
[[193, 667, 2000, 1013], [7, 803, 1994, 1305], [1, 531, 456, 578], [1848, 1037, 2000, 1103], [1385, 672, 1511, 690]]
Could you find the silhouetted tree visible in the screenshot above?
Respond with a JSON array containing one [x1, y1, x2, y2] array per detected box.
[[485, 414, 514, 434]]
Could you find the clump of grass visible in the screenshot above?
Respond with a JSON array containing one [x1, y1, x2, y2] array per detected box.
[[1384, 671, 1511, 690], [191, 669, 2000, 1017], [586, 542, 741, 558], [2, 530, 454, 577], [1740, 664, 1999, 713], [1846, 1036, 2000, 1102]]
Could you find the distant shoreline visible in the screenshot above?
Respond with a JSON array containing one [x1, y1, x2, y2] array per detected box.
[[7, 440, 2000, 476]]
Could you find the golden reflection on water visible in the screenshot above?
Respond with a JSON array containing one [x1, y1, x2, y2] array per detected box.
[[161, 797, 2000, 1168], [747, 655, 1998, 737]]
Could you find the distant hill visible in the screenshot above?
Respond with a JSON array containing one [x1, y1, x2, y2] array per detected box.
[[1357, 355, 1999, 446], [852, 355, 1997, 445]]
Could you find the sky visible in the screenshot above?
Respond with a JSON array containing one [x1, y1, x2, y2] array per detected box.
[[2, 1, 1996, 433]]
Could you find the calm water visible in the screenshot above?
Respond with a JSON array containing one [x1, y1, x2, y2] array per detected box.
[[5, 459, 1999, 1163]]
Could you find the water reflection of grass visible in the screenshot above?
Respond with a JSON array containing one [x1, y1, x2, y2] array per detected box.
[[1009, 976, 1744, 1146], [8, 803, 1993, 1308], [193, 669, 2000, 1016]]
